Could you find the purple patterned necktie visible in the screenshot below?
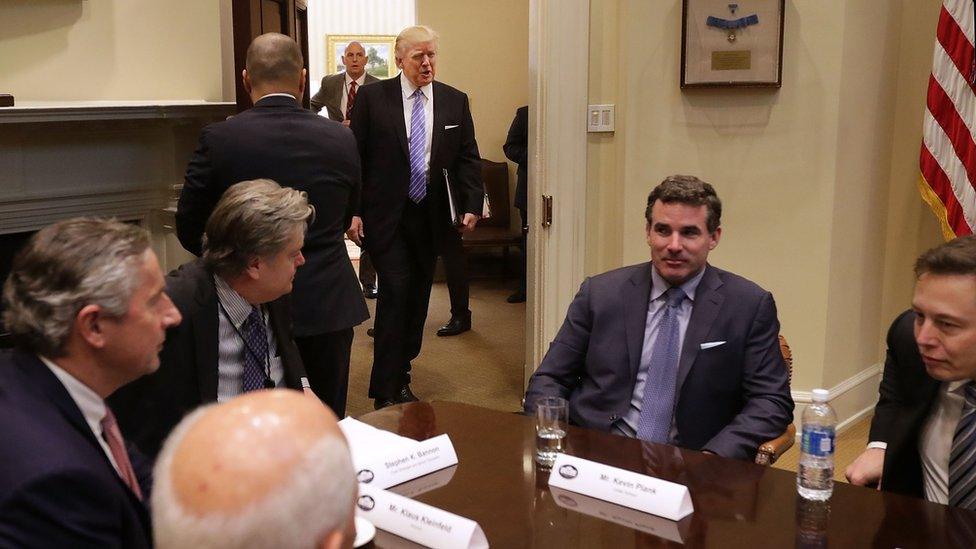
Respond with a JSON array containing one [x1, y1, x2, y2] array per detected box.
[[241, 306, 268, 392], [407, 88, 427, 203], [636, 287, 686, 443]]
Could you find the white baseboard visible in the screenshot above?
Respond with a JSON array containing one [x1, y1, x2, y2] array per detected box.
[[790, 363, 882, 435]]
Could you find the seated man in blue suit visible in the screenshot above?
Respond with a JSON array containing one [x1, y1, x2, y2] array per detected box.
[[0, 218, 183, 547], [524, 175, 794, 460], [111, 179, 312, 460]]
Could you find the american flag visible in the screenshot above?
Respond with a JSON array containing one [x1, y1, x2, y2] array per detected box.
[[919, 0, 976, 239]]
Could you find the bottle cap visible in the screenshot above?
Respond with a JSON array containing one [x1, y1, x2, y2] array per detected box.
[[812, 388, 829, 402]]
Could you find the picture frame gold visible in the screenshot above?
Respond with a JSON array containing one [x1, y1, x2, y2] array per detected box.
[[680, 0, 785, 88], [326, 34, 398, 79]]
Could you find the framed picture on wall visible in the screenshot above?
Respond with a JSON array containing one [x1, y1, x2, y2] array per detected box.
[[680, 0, 785, 88], [326, 34, 398, 79]]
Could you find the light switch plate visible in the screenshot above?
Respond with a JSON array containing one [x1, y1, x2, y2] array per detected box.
[[587, 104, 614, 132]]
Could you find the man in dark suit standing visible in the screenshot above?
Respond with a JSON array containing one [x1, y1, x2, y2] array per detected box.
[[177, 33, 368, 417], [503, 105, 528, 304], [847, 236, 976, 510], [311, 41, 381, 299], [112, 180, 311, 459], [0, 218, 182, 547], [348, 25, 483, 409], [524, 176, 793, 460]]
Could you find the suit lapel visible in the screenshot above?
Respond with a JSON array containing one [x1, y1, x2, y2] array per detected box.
[[386, 78, 410, 159], [676, 265, 724, 395], [430, 81, 446, 164], [625, 263, 654, 380], [194, 276, 220, 403], [268, 300, 305, 389]]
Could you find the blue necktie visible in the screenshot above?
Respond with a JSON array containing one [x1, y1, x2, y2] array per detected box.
[[407, 88, 427, 203], [949, 382, 976, 509], [636, 287, 686, 443], [241, 306, 269, 392]]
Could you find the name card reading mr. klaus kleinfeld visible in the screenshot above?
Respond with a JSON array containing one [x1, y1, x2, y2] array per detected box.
[[547, 453, 694, 521], [357, 484, 489, 549], [339, 418, 459, 489]]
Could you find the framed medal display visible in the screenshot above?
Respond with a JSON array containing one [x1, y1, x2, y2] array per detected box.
[[680, 0, 785, 88]]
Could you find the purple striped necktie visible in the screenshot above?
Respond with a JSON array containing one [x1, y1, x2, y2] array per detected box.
[[949, 382, 976, 509], [407, 88, 427, 203]]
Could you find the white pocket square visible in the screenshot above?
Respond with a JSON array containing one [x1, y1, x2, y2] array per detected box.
[[700, 341, 726, 350], [444, 124, 459, 130]]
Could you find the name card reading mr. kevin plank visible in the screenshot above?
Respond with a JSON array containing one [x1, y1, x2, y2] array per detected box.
[[356, 433, 458, 489], [547, 453, 694, 521], [357, 484, 489, 549]]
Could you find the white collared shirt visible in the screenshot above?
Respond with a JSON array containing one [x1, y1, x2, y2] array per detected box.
[[400, 73, 434, 170], [256, 92, 298, 104], [340, 72, 367, 120], [38, 355, 121, 475], [214, 275, 284, 402]]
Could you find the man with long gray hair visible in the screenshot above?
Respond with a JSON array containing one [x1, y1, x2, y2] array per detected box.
[[152, 390, 357, 549], [0, 218, 182, 547], [112, 179, 312, 459]]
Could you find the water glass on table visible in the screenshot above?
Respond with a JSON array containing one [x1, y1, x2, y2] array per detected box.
[[535, 396, 568, 467]]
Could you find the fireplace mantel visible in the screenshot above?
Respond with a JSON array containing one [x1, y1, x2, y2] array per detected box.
[[0, 100, 235, 125]]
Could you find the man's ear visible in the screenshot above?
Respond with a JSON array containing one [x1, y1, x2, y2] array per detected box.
[[242, 69, 252, 94], [75, 304, 108, 349], [709, 226, 722, 249], [244, 256, 263, 280]]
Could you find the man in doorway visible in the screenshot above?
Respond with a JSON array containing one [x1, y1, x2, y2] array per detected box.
[[177, 33, 368, 418], [0, 218, 182, 547], [524, 175, 793, 460], [503, 105, 528, 303], [311, 41, 382, 300], [112, 179, 312, 459], [348, 25, 483, 409], [846, 236, 976, 510]]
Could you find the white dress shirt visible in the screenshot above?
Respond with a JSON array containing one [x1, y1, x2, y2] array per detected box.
[[38, 355, 121, 475], [340, 73, 367, 119], [400, 74, 434, 170]]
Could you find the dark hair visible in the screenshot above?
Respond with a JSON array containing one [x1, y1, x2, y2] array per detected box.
[[245, 33, 304, 87], [914, 235, 976, 278], [645, 175, 722, 233]]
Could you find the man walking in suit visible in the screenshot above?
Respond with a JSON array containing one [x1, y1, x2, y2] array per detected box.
[[524, 175, 793, 460], [112, 179, 312, 459], [503, 105, 528, 304], [177, 33, 368, 418], [847, 236, 976, 509], [311, 41, 381, 299], [348, 25, 483, 409], [0, 218, 182, 547]]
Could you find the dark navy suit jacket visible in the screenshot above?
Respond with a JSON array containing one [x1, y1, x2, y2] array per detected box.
[[524, 262, 794, 460], [0, 349, 152, 548]]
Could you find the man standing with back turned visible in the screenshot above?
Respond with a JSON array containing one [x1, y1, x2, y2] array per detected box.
[[177, 33, 368, 417], [524, 176, 793, 460], [349, 25, 483, 409]]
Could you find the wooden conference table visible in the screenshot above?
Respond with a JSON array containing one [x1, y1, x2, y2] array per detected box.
[[358, 401, 976, 548]]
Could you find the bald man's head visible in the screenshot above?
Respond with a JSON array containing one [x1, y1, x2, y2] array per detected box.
[[152, 391, 356, 549], [243, 33, 306, 100]]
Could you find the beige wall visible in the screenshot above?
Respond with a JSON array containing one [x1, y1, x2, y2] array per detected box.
[[417, 0, 529, 218], [586, 0, 945, 396], [0, 0, 225, 101]]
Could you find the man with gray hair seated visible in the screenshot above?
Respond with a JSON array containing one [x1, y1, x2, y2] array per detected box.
[[0, 218, 182, 547], [112, 178, 313, 459], [152, 390, 357, 549]]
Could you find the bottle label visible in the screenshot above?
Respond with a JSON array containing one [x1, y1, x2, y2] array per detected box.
[[801, 427, 835, 457]]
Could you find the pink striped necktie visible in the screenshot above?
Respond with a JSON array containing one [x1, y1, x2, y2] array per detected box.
[[100, 408, 143, 501]]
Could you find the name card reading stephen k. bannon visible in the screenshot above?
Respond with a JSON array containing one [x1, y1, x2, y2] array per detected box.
[[357, 484, 489, 549], [547, 453, 694, 521], [356, 433, 458, 489]]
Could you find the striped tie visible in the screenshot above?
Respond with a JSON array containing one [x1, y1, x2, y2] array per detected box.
[[949, 382, 976, 509], [407, 88, 427, 203], [242, 306, 268, 392], [636, 287, 686, 443]]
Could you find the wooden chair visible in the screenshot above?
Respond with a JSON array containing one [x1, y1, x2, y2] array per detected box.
[[461, 159, 522, 278], [754, 334, 796, 465]]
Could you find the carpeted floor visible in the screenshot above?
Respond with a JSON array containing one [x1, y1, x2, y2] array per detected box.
[[345, 277, 527, 418]]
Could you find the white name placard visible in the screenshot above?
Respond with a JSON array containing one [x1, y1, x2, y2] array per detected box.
[[547, 453, 694, 521], [355, 433, 458, 489], [356, 484, 489, 549], [549, 486, 686, 544]]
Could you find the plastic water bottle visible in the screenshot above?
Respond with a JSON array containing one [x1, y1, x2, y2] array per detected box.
[[797, 389, 836, 500]]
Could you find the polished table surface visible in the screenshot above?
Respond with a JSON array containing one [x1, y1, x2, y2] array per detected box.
[[358, 401, 976, 548]]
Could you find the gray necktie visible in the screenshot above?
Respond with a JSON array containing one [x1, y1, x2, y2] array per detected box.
[[636, 287, 686, 443]]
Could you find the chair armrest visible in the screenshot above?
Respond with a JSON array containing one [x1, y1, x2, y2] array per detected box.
[[755, 423, 796, 466]]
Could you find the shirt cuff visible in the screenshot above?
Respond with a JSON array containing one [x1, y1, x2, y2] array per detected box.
[[866, 441, 888, 450]]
